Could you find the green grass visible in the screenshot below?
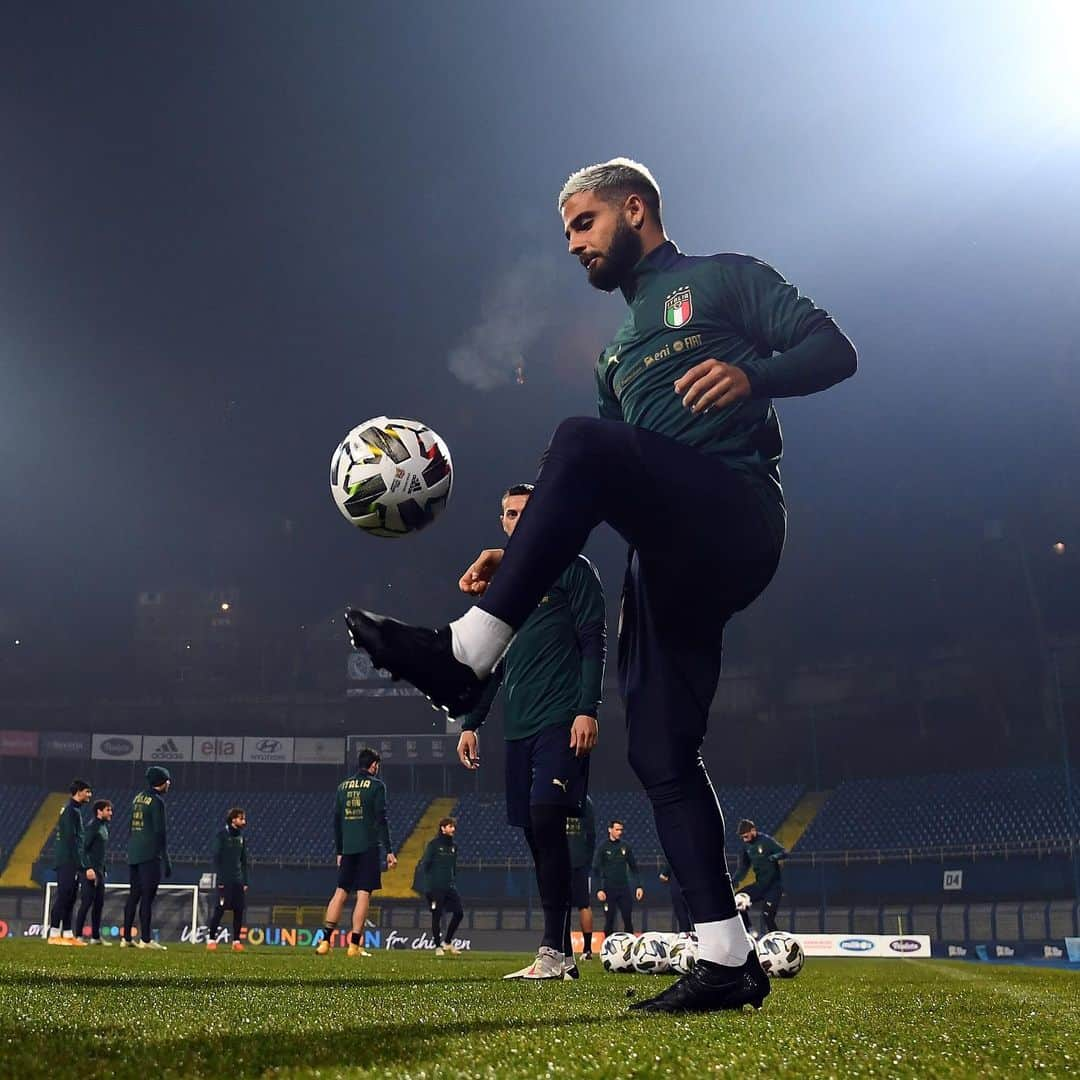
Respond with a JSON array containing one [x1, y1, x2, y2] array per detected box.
[[0, 942, 1077, 1078]]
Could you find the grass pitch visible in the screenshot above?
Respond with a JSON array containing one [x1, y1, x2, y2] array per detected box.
[[0, 942, 1076, 1079]]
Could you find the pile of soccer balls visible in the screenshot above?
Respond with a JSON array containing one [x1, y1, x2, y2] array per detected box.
[[600, 930, 804, 978]]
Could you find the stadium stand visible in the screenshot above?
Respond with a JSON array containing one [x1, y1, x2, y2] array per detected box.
[[23, 789, 430, 866], [0, 786, 48, 867], [796, 766, 1076, 851], [450, 785, 804, 864]]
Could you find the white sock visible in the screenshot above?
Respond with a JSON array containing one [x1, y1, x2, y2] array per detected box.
[[61, 930, 74, 939], [48, 928, 61, 939], [695, 916, 754, 967], [449, 607, 513, 679]]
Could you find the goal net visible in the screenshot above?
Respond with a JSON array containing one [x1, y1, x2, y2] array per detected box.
[[43, 881, 201, 943]]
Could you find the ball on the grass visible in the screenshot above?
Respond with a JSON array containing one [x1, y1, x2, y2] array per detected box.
[[600, 932, 635, 973], [667, 934, 698, 975], [630, 932, 671, 974], [756, 931, 805, 978]]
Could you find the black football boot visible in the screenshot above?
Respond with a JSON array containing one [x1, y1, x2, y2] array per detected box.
[[629, 949, 770, 1014], [344, 609, 486, 717]]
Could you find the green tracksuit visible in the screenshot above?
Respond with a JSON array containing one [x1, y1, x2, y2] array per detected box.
[[596, 240, 855, 500], [212, 826, 249, 886], [82, 819, 108, 874], [52, 800, 87, 869], [334, 773, 391, 856], [566, 795, 596, 869], [418, 834, 457, 894], [128, 788, 170, 872], [737, 833, 787, 889], [460, 555, 606, 739], [593, 839, 640, 890]]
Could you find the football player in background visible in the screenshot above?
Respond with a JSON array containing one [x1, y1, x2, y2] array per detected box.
[[733, 819, 787, 935], [122, 766, 172, 950], [206, 807, 249, 951], [74, 798, 113, 945], [47, 779, 94, 945], [315, 748, 396, 958], [456, 483, 606, 982]]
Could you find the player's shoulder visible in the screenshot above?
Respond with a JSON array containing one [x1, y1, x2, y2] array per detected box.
[[562, 553, 602, 585], [685, 250, 783, 284]]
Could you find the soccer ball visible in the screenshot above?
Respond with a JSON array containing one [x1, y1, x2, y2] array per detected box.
[[756, 931, 805, 978], [734, 891, 751, 912], [330, 417, 453, 537], [630, 932, 671, 974], [600, 932, 635, 973], [667, 934, 697, 975]]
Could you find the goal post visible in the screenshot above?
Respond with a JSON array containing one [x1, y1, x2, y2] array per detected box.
[[43, 881, 200, 942]]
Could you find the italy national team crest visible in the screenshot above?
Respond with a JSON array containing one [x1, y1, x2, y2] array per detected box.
[[663, 285, 693, 328]]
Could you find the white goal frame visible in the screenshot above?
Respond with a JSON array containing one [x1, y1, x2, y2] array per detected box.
[[43, 881, 200, 939]]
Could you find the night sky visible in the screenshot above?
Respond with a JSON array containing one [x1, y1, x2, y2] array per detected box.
[[3, 1, 1078, 670]]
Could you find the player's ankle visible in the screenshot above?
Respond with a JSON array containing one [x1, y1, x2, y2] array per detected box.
[[449, 607, 512, 678]]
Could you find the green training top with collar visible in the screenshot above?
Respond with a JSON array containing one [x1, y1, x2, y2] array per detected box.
[[593, 838, 640, 890], [82, 818, 109, 874], [737, 832, 787, 888], [596, 240, 856, 494], [212, 825, 249, 886], [334, 772, 392, 856], [128, 788, 169, 868], [51, 799, 87, 869], [460, 554, 606, 741], [418, 832, 457, 894]]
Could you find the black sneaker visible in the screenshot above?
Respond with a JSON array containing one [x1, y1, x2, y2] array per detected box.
[[344, 609, 486, 717], [629, 950, 769, 1013]]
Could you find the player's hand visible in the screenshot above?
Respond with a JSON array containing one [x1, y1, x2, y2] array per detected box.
[[458, 548, 505, 595], [675, 359, 751, 413], [635, 888, 644, 901], [336, 855, 342, 867], [457, 730, 480, 770], [569, 714, 598, 757], [85, 868, 96, 882], [386, 853, 398, 869], [659, 874, 669, 884], [597, 890, 607, 903]]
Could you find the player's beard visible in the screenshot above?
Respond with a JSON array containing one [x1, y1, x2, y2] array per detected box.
[[587, 217, 644, 292]]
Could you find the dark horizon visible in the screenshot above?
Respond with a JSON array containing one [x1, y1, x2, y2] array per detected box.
[[2, 2, 1077, 710]]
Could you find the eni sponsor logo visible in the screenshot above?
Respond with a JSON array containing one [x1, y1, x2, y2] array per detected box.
[[642, 333, 703, 367], [838, 938, 875, 952]]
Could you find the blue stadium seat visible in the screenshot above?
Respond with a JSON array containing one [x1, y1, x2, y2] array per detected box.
[[797, 766, 1075, 851], [448, 785, 804, 864], [0, 785, 48, 864]]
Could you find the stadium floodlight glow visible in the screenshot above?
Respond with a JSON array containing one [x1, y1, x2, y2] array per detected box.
[[1029, 1, 1080, 124]]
